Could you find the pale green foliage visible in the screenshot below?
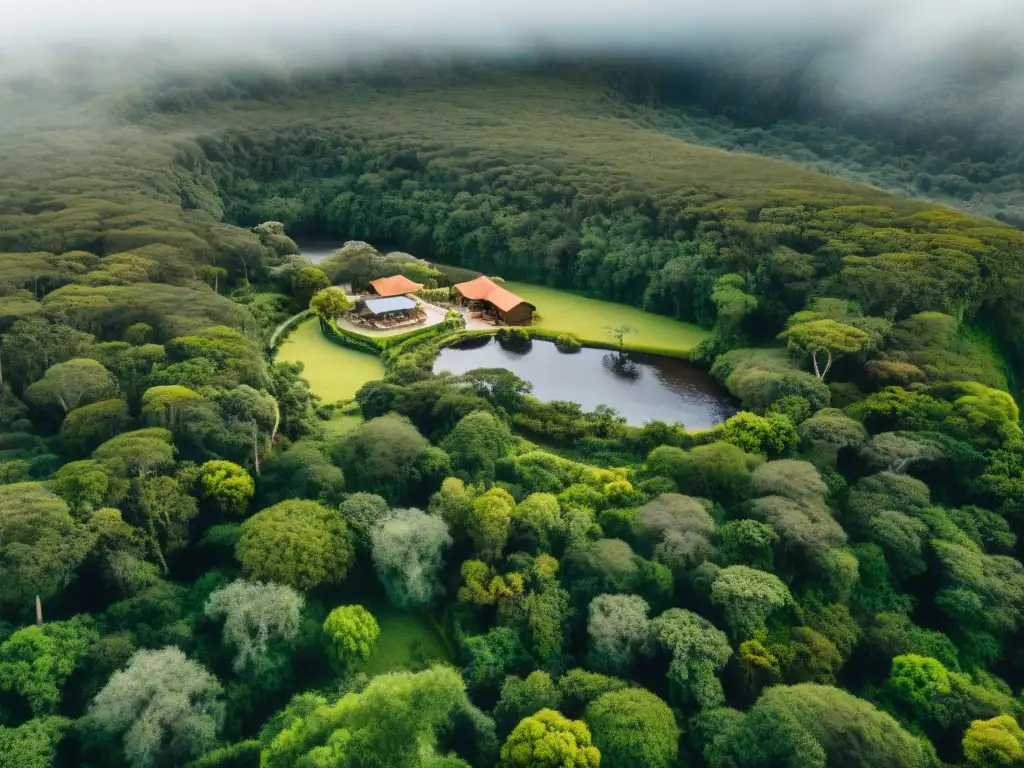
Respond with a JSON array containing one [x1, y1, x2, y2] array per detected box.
[[25, 358, 117, 413], [513, 492, 563, 552], [370, 508, 452, 608], [587, 594, 650, 674], [198, 460, 255, 516], [0, 616, 98, 715], [798, 408, 867, 454], [711, 565, 793, 639], [322, 605, 380, 672], [647, 608, 732, 709], [750, 495, 847, 556], [750, 460, 828, 506], [204, 579, 304, 673], [236, 500, 355, 591], [261, 665, 469, 768], [85, 647, 224, 768], [500, 709, 601, 768]]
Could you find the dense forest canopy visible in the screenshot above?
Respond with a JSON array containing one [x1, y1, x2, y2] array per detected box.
[[4, 44, 1024, 767]]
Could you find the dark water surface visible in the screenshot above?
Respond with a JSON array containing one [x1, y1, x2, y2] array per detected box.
[[434, 337, 737, 429]]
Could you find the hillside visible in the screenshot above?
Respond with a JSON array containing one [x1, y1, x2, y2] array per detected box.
[[6, 61, 1024, 768]]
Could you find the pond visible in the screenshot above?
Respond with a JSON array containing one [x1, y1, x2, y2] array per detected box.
[[434, 337, 737, 429]]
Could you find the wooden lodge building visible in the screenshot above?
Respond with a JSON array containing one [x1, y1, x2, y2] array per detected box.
[[452, 276, 535, 326], [368, 275, 424, 297]]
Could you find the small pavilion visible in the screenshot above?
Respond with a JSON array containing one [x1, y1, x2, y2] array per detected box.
[[368, 275, 424, 297], [353, 296, 424, 329], [452, 276, 535, 326]]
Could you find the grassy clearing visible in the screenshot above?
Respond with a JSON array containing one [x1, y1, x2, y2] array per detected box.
[[358, 600, 453, 676], [275, 318, 384, 402], [503, 281, 710, 356]]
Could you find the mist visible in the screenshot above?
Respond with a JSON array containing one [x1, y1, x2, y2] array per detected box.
[[3, 0, 1024, 141]]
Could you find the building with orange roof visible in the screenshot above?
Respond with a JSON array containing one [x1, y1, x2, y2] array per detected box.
[[452, 275, 535, 326], [368, 274, 424, 297]]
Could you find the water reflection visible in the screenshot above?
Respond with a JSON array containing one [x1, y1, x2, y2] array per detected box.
[[434, 337, 737, 429]]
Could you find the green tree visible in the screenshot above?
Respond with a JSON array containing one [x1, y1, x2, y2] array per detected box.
[[292, 266, 330, 305], [0, 317, 93, 393], [25, 358, 116, 413], [204, 579, 304, 674], [494, 671, 562, 736], [370, 508, 452, 608], [750, 459, 829, 506], [963, 715, 1024, 767], [92, 428, 175, 477], [85, 647, 224, 768], [51, 458, 121, 514], [0, 482, 95, 610], [134, 476, 198, 573], [309, 286, 352, 318], [468, 487, 516, 562], [0, 717, 70, 768], [0, 616, 98, 715], [585, 688, 679, 768], [237, 500, 355, 591], [139, 385, 203, 429], [780, 319, 872, 381], [198, 460, 255, 516], [721, 411, 799, 456], [259, 440, 346, 507], [59, 398, 131, 455], [646, 442, 762, 504], [711, 565, 792, 639], [647, 607, 732, 709], [260, 665, 470, 768], [429, 476, 475, 532], [714, 684, 930, 768], [441, 410, 514, 482], [606, 324, 638, 351], [332, 414, 433, 503], [716, 520, 778, 570], [500, 709, 600, 768], [322, 605, 380, 673]]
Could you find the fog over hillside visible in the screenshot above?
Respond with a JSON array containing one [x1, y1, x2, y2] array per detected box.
[[4, 0, 1024, 107]]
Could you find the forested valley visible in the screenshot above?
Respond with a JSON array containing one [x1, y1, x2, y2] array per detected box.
[[3, 54, 1024, 768]]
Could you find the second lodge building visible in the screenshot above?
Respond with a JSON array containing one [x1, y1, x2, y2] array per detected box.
[[452, 275, 535, 326]]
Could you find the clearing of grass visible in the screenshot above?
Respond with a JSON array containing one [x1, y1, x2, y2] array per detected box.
[[275, 318, 384, 402], [358, 600, 453, 676], [503, 281, 710, 356]]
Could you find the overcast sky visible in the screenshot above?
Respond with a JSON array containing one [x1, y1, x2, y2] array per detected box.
[[3, 0, 1024, 108], [5, 0, 1021, 53]]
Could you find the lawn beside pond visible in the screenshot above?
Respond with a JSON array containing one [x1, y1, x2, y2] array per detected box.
[[275, 318, 384, 402], [503, 281, 710, 356]]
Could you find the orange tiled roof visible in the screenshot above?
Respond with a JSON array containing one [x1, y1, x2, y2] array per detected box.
[[453, 276, 534, 313], [369, 275, 424, 297]]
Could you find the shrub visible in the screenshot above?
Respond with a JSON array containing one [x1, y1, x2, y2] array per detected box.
[[555, 334, 582, 353]]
